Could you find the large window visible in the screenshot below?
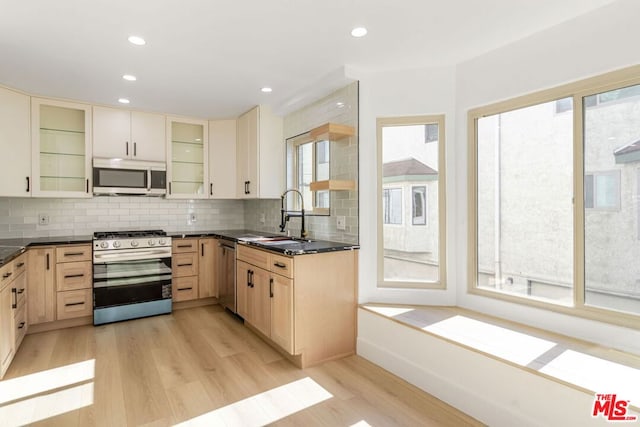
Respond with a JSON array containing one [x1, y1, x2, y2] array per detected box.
[[377, 115, 445, 288], [470, 66, 640, 326]]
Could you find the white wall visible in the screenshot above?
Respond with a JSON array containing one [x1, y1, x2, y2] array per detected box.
[[455, 0, 640, 354], [353, 65, 457, 305]]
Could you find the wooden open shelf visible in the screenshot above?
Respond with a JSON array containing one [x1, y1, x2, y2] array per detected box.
[[310, 179, 356, 191], [309, 123, 355, 141]]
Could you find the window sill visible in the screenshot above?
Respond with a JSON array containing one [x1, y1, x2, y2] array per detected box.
[[359, 303, 640, 411]]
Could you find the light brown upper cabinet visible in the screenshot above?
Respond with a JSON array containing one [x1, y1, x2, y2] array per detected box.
[[236, 105, 283, 199], [93, 106, 166, 162]]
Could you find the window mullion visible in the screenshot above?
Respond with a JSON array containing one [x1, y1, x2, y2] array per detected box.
[[573, 93, 585, 310]]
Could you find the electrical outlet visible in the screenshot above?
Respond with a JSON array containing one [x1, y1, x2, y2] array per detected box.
[[259, 212, 266, 224], [38, 214, 49, 225], [189, 213, 197, 223], [336, 215, 346, 231]]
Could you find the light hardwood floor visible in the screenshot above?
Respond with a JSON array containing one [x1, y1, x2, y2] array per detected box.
[[1, 305, 482, 427]]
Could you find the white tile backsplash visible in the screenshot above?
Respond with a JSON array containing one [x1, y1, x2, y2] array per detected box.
[[0, 196, 245, 238]]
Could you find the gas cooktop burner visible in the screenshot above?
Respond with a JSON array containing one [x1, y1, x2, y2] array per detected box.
[[93, 230, 167, 240], [93, 230, 171, 251]]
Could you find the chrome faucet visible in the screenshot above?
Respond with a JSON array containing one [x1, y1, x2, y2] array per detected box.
[[279, 189, 308, 239]]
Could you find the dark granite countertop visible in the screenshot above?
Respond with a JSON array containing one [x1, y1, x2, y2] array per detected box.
[[0, 235, 92, 266], [170, 229, 359, 256]]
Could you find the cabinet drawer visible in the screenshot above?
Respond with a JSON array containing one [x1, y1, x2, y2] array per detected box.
[[172, 239, 198, 253], [56, 261, 92, 291], [14, 255, 26, 277], [270, 253, 294, 278], [172, 276, 198, 302], [56, 245, 92, 263], [13, 271, 27, 309], [173, 253, 198, 277], [237, 245, 270, 270], [0, 261, 15, 289], [56, 289, 92, 320], [14, 303, 27, 349]]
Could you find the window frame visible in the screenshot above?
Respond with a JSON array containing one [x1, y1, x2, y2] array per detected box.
[[468, 64, 640, 329], [286, 134, 330, 216], [377, 115, 446, 290]]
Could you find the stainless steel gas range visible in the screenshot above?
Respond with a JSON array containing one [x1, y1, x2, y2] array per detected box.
[[92, 230, 172, 325]]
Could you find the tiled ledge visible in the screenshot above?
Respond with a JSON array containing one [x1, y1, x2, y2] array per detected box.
[[359, 303, 640, 411]]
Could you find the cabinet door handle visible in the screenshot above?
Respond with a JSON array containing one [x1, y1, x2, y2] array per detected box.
[[273, 262, 286, 269], [126, 141, 129, 156], [133, 142, 137, 157], [86, 179, 90, 193], [65, 301, 85, 307], [177, 263, 193, 267], [46, 253, 50, 270], [64, 252, 85, 257], [247, 181, 250, 194], [64, 274, 85, 279], [11, 288, 17, 309], [26, 176, 30, 193], [177, 244, 192, 248], [269, 277, 273, 298], [201, 243, 204, 257], [18, 321, 25, 329], [210, 183, 213, 196], [249, 270, 254, 288], [3, 271, 13, 279], [17, 288, 25, 294], [16, 262, 25, 268], [177, 287, 193, 291]]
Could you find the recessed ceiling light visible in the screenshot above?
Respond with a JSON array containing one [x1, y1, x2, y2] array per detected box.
[[122, 74, 137, 81], [351, 27, 368, 38], [118, 98, 130, 104], [261, 87, 273, 93], [128, 35, 146, 46], [336, 102, 345, 108]]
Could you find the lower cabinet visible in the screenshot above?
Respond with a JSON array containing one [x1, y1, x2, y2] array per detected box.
[[27, 247, 55, 325], [270, 273, 294, 354], [55, 244, 92, 321], [172, 237, 219, 302], [1, 253, 28, 379]]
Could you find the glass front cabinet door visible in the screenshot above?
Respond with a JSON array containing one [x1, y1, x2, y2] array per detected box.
[[166, 117, 209, 199], [31, 98, 93, 198]]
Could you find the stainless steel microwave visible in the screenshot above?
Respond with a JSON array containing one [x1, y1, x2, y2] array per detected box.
[[93, 158, 166, 196]]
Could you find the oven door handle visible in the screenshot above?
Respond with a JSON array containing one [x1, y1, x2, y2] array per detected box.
[[93, 249, 171, 262]]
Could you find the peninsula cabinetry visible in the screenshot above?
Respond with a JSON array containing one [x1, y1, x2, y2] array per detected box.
[[0, 86, 31, 197], [93, 106, 166, 161], [31, 98, 92, 198], [236, 244, 357, 367], [236, 105, 283, 199]]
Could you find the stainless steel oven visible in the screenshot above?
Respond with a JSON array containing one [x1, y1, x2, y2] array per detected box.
[[93, 230, 172, 325]]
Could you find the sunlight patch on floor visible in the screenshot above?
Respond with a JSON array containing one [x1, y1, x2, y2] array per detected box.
[[350, 421, 373, 427], [422, 315, 557, 366], [539, 350, 640, 406], [0, 359, 95, 405], [0, 359, 95, 427], [364, 306, 415, 317], [0, 382, 94, 427], [173, 377, 333, 426]]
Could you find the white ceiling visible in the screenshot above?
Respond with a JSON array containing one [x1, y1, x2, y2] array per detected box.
[[0, 0, 617, 119]]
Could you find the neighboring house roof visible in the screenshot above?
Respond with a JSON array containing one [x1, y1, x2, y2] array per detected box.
[[383, 158, 437, 177], [614, 139, 640, 164]]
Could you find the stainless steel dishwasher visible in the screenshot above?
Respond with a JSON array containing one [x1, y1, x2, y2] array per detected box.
[[217, 238, 237, 314]]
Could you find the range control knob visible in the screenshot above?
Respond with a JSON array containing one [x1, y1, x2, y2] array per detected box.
[[159, 239, 167, 246], [113, 241, 121, 248], [100, 241, 108, 249], [148, 239, 156, 246], [131, 240, 139, 248]]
